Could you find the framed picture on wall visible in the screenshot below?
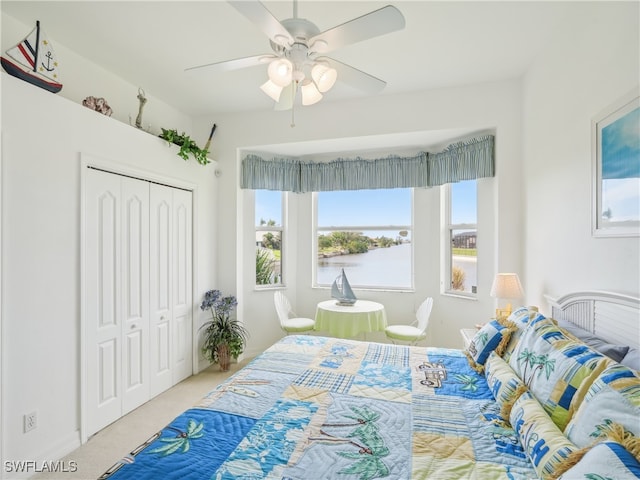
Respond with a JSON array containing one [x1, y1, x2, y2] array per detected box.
[[592, 87, 640, 237]]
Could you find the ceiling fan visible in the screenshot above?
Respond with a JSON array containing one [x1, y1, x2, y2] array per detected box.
[[186, 1, 406, 109]]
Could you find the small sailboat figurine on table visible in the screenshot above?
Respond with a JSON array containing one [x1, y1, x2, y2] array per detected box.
[[331, 269, 357, 306], [1, 20, 62, 93]]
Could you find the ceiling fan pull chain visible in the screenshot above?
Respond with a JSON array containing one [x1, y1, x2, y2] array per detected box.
[[290, 85, 296, 128]]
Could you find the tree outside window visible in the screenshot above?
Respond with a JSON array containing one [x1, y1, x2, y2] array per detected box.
[[255, 191, 284, 286]]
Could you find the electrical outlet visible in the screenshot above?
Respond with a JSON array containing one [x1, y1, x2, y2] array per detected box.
[[24, 411, 37, 432]]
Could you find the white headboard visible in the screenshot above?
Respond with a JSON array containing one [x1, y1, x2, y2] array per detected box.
[[544, 291, 640, 350]]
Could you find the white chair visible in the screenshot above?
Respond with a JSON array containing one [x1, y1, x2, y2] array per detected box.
[[385, 297, 433, 345], [274, 291, 315, 335]]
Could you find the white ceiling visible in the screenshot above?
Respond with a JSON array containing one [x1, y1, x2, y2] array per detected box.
[[1, 1, 577, 118]]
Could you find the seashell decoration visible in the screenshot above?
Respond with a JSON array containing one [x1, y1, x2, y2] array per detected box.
[[82, 96, 112, 116]]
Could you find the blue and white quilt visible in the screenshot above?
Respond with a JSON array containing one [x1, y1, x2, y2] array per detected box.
[[101, 335, 536, 479]]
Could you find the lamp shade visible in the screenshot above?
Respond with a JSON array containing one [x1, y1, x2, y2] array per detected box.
[[490, 273, 524, 299], [267, 58, 293, 87], [260, 80, 283, 102], [300, 80, 322, 106], [311, 63, 337, 93]]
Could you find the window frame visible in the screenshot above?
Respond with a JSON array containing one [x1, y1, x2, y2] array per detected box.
[[442, 181, 478, 298], [312, 189, 414, 291], [254, 190, 286, 289]]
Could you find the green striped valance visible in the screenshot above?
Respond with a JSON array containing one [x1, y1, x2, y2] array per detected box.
[[240, 154, 301, 192], [428, 135, 495, 186], [240, 134, 494, 192], [300, 154, 429, 192]]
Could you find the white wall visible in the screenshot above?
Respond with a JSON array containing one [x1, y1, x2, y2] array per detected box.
[[1, 74, 218, 470], [522, 1, 640, 307], [201, 79, 524, 357]]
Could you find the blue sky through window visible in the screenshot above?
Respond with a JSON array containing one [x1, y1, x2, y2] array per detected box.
[[256, 183, 477, 227], [318, 189, 411, 226], [451, 181, 477, 224], [255, 190, 282, 226]]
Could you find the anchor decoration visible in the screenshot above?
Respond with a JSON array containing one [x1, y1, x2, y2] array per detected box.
[[128, 87, 154, 132], [41, 49, 55, 72], [135, 88, 147, 129], [1, 20, 62, 93]]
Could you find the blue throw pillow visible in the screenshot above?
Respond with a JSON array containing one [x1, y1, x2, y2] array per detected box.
[[465, 319, 516, 372]]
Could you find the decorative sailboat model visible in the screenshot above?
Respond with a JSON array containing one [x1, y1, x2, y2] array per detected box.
[[1, 20, 62, 93], [331, 269, 357, 306]]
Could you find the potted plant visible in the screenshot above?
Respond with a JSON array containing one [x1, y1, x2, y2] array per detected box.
[[199, 289, 248, 371], [159, 128, 210, 166]]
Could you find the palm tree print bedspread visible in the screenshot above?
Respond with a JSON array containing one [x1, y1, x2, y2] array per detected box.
[[101, 336, 536, 479]]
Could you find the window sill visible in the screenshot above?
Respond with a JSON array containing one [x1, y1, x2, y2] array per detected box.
[[312, 285, 415, 294], [442, 291, 478, 301], [254, 285, 285, 292]]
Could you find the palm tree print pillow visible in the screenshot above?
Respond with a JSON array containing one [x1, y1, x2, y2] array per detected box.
[[564, 363, 640, 448], [510, 391, 577, 480], [508, 320, 612, 431], [485, 351, 528, 421], [556, 441, 640, 479]]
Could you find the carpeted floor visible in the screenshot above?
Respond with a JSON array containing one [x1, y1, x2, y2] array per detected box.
[[33, 359, 251, 480]]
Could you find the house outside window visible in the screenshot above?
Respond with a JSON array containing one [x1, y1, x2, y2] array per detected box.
[[314, 188, 412, 290], [255, 190, 284, 286], [444, 180, 477, 296]]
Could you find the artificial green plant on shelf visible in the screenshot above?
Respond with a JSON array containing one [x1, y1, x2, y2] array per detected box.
[[159, 128, 210, 165]]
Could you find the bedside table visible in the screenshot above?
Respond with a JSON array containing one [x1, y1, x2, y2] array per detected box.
[[460, 328, 477, 349]]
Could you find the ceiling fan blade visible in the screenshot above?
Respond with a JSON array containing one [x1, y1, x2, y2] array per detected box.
[[185, 54, 275, 73], [228, 1, 294, 48], [309, 5, 405, 54], [320, 57, 387, 94]]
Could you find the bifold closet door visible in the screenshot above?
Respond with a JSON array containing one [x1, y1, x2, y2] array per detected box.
[[171, 188, 193, 385], [85, 169, 150, 436], [149, 184, 193, 397]]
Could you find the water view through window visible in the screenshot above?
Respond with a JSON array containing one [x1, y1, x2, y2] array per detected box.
[[316, 189, 412, 289], [256, 183, 477, 291], [316, 240, 412, 288]]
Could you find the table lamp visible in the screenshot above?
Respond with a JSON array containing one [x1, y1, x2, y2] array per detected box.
[[490, 273, 524, 320]]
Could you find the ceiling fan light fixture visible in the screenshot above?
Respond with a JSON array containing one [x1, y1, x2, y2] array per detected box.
[[267, 58, 293, 87], [191, 2, 406, 112], [311, 63, 337, 93], [300, 80, 323, 106], [260, 80, 283, 102]]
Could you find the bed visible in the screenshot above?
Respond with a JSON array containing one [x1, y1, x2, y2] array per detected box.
[[100, 291, 640, 480]]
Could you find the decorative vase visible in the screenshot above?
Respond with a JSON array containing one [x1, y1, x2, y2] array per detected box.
[[216, 343, 231, 372]]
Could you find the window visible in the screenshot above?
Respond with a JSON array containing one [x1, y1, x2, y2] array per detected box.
[[444, 180, 477, 296], [255, 190, 284, 286], [314, 189, 412, 289]]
